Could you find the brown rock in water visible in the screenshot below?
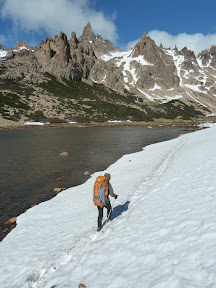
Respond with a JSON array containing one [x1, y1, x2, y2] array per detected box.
[[79, 284, 86, 288], [84, 171, 90, 176], [53, 188, 66, 193], [60, 152, 69, 156], [9, 225, 16, 231], [4, 217, 17, 225], [2, 228, 9, 233], [57, 178, 64, 181], [3, 225, 16, 234]]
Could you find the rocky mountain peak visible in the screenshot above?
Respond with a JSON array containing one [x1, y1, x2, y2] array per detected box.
[[72, 22, 119, 58], [179, 46, 196, 59], [198, 45, 216, 68], [0, 44, 8, 51], [139, 32, 155, 44], [210, 45, 216, 55], [14, 40, 33, 51], [174, 44, 178, 52], [59, 32, 68, 42], [141, 32, 148, 39], [133, 32, 156, 50], [93, 36, 119, 57], [80, 22, 96, 42], [71, 32, 78, 41], [131, 32, 164, 64], [70, 32, 79, 49]]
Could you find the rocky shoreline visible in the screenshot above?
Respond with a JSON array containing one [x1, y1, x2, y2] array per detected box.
[[0, 117, 210, 131]]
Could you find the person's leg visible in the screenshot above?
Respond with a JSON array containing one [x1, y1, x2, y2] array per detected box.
[[97, 206, 103, 230], [105, 202, 112, 219]]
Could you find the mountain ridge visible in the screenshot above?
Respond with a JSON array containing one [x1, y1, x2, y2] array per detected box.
[[0, 23, 216, 125]]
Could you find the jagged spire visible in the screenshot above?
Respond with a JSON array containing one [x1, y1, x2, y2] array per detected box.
[[141, 32, 148, 39], [81, 22, 96, 42], [14, 40, 33, 50], [85, 22, 92, 31], [70, 31, 78, 46], [135, 31, 155, 48], [138, 32, 155, 45]]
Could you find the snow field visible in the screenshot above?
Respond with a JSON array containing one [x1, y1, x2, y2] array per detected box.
[[101, 50, 152, 86], [0, 127, 216, 287], [0, 50, 8, 58], [101, 49, 201, 104], [24, 122, 50, 125], [165, 50, 184, 86]]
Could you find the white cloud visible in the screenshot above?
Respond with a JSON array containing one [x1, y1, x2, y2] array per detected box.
[[125, 38, 140, 51], [0, 0, 118, 42], [148, 30, 216, 55]]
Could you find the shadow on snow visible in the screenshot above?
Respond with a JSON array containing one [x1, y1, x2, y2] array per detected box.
[[111, 200, 130, 220]]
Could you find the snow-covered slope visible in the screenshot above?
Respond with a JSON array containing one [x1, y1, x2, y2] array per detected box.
[[0, 127, 216, 288], [98, 47, 216, 110], [0, 50, 8, 59], [90, 34, 216, 114]]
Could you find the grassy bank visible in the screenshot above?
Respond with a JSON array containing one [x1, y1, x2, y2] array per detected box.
[[0, 116, 209, 131]]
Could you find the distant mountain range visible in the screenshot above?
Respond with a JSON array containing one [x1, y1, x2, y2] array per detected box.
[[0, 23, 216, 124]]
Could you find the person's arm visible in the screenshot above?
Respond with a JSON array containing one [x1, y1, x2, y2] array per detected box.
[[109, 183, 118, 199]]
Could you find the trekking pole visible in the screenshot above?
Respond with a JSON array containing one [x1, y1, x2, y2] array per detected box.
[[107, 197, 117, 220]]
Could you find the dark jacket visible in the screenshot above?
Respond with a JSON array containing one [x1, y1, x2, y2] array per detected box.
[[104, 173, 117, 205]]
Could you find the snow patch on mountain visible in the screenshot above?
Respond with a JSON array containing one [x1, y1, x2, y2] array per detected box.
[[197, 57, 203, 68], [185, 91, 208, 108], [165, 49, 184, 86], [184, 84, 207, 93], [101, 50, 153, 67], [0, 50, 8, 58], [161, 94, 183, 103], [101, 50, 153, 85], [149, 83, 162, 91], [136, 88, 154, 101], [13, 46, 29, 52]]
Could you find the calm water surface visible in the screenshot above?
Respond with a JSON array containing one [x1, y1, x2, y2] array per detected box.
[[0, 126, 186, 240]]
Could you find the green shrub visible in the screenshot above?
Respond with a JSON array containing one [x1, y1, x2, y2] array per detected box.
[[29, 110, 47, 121]]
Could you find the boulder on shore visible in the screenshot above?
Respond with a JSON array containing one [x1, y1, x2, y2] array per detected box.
[[53, 188, 66, 193], [4, 217, 17, 225]]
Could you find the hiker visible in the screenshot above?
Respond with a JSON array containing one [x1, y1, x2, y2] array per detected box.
[[93, 173, 118, 231]]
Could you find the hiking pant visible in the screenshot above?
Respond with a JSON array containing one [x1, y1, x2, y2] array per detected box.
[[97, 202, 112, 228]]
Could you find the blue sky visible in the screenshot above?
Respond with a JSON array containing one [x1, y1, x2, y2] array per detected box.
[[0, 0, 216, 54]]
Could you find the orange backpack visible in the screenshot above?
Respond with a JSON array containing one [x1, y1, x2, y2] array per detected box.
[[93, 176, 109, 207]]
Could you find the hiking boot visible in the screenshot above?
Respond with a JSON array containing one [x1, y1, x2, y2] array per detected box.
[[97, 227, 102, 232]]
